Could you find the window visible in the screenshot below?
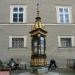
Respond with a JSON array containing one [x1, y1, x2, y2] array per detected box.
[[61, 38, 71, 47], [12, 38, 24, 48], [56, 6, 72, 23], [10, 5, 27, 23], [58, 36, 74, 48], [9, 36, 27, 48]]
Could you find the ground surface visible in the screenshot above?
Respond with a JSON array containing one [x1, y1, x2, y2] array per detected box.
[[11, 69, 75, 75]]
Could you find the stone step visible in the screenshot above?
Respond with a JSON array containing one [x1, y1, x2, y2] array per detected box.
[[46, 72, 59, 75]]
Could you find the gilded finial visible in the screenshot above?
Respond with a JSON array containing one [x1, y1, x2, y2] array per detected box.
[[37, 2, 39, 17], [31, 0, 44, 30]]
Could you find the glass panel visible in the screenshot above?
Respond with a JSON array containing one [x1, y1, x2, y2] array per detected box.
[[40, 37, 44, 40], [13, 18, 17, 22], [59, 8, 63, 13], [19, 18, 23, 22], [39, 49, 41, 54], [13, 13, 18, 17], [13, 13, 18, 22], [65, 14, 69, 23], [19, 38, 24, 48], [19, 8, 23, 11], [19, 14, 23, 22], [60, 14, 64, 23], [34, 41, 37, 53], [34, 48, 37, 53], [64, 8, 68, 13], [19, 14, 23, 17], [13, 8, 18, 12], [40, 37, 44, 54], [41, 48, 44, 54], [34, 41, 37, 47], [40, 37, 44, 47]]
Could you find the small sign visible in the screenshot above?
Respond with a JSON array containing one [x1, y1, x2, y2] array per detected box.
[[0, 69, 10, 75]]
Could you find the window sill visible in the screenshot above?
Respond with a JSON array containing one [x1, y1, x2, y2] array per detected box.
[[8, 47, 28, 49], [58, 46, 75, 48]]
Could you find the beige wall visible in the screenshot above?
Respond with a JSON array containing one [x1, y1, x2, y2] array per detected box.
[[0, 24, 75, 67], [0, 0, 75, 23], [0, 0, 75, 68]]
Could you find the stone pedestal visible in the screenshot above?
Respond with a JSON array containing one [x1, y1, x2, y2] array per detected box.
[[31, 67, 48, 74], [48, 72, 59, 75]]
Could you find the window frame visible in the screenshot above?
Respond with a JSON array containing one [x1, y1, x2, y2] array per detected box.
[[10, 5, 27, 23], [56, 6, 72, 24], [9, 36, 27, 48], [58, 36, 74, 48]]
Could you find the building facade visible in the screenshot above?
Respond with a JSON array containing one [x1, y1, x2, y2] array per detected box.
[[0, 0, 75, 68]]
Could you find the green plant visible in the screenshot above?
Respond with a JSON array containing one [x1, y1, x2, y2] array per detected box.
[[0, 60, 4, 68]]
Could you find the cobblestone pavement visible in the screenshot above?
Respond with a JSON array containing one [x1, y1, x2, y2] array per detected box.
[[11, 70, 75, 75]]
